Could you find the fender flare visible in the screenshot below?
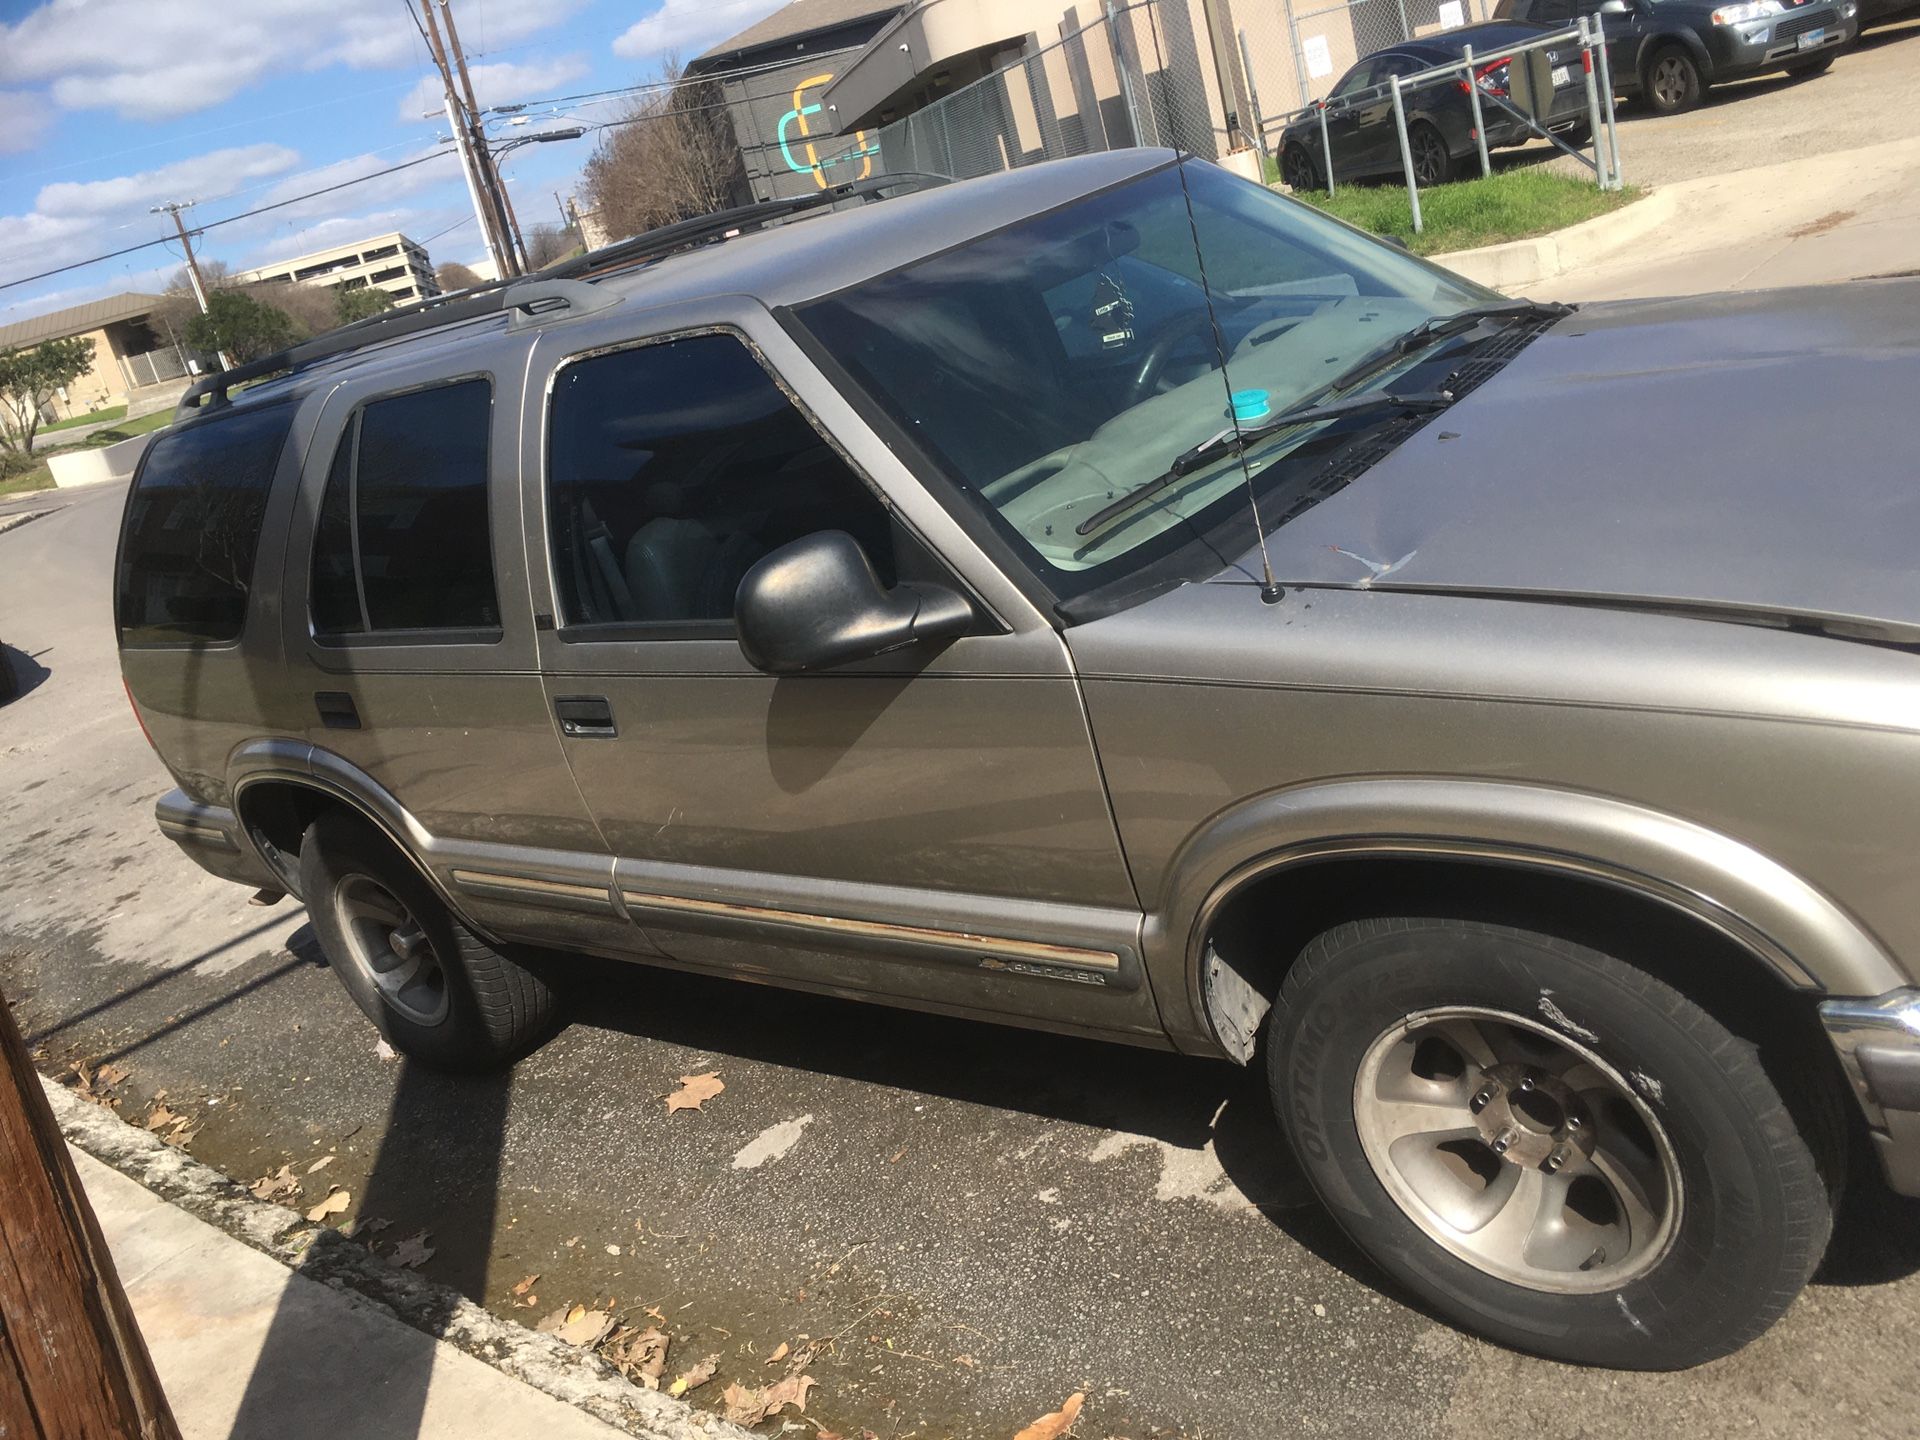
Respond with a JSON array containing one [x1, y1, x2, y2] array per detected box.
[[1638, 28, 1714, 87], [1144, 777, 1904, 1054]]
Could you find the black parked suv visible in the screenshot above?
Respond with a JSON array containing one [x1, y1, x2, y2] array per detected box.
[[1503, 0, 1857, 113], [1280, 23, 1593, 191]]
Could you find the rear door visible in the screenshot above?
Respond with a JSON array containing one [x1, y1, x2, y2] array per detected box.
[[278, 348, 626, 955], [518, 298, 1158, 1039]]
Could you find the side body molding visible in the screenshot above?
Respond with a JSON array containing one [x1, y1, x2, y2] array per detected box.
[[1144, 777, 1906, 1056]]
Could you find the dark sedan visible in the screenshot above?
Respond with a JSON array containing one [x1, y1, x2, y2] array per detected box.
[[1280, 22, 1595, 190]]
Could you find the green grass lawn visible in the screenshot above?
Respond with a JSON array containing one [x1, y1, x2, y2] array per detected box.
[[1283, 168, 1638, 257], [0, 408, 173, 497], [41, 402, 127, 433]]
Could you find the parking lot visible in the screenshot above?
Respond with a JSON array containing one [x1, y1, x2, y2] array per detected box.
[[6, 20, 1920, 1440]]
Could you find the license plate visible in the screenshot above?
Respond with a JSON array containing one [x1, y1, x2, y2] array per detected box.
[[1551, 64, 1572, 87], [1796, 26, 1825, 47]]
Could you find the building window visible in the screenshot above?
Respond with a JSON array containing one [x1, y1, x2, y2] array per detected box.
[[362, 244, 400, 261], [369, 266, 406, 283]]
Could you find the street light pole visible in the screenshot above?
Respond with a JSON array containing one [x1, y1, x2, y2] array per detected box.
[[150, 200, 233, 371]]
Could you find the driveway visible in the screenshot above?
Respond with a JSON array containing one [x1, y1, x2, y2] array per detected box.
[[4, 485, 1920, 1439]]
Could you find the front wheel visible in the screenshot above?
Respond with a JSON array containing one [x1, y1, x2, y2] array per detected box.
[[1407, 123, 1455, 187], [301, 812, 560, 1070], [1643, 46, 1705, 113], [1269, 918, 1839, 1368]]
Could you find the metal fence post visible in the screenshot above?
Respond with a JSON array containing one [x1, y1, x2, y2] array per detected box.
[[1317, 100, 1336, 193], [1393, 0, 1412, 42], [1237, 28, 1269, 177], [1106, 0, 1148, 146], [1390, 74, 1421, 234], [1462, 42, 1491, 179], [1578, 16, 1610, 190], [1593, 15, 1623, 189]]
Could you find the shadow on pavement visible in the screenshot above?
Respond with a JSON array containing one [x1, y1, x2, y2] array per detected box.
[[1, 642, 51, 703]]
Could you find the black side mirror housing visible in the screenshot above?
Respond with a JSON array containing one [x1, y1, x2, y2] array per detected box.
[[735, 531, 973, 676]]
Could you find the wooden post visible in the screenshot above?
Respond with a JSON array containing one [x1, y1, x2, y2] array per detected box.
[[0, 988, 181, 1439]]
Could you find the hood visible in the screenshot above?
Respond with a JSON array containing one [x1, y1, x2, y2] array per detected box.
[[1232, 279, 1920, 643]]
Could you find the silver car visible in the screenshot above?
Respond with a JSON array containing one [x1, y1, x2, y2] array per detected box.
[[118, 149, 1920, 1371]]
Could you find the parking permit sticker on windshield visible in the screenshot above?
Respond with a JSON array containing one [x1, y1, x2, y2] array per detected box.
[[1091, 272, 1136, 350]]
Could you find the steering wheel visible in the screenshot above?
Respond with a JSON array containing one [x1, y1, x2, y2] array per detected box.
[[1128, 309, 1222, 404]]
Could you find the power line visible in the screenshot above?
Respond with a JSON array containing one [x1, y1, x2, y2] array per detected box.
[[0, 148, 457, 294], [499, 47, 865, 115]]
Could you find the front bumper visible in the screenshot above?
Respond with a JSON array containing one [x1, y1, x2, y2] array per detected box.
[[1822, 988, 1920, 1197], [155, 788, 280, 892], [1708, 7, 1857, 76]]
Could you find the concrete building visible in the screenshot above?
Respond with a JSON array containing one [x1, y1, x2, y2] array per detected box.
[[0, 293, 197, 423], [686, 0, 909, 201], [235, 232, 440, 303]]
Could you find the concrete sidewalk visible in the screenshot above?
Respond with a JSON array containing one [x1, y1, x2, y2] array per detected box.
[[47, 1078, 746, 1440], [76, 1148, 632, 1440]]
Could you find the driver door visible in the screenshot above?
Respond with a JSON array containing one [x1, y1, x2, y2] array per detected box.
[[519, 301, 1157, 1038]]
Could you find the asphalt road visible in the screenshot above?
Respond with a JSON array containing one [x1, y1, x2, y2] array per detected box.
[[6, 477, 1920, 1438]]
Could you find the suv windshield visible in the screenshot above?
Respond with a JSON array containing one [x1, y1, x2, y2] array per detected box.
[[799, 161, 1493, 605]]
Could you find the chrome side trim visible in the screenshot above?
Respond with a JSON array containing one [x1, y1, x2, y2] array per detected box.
[[451, 868, 617, 915], [620, 889, 1122, 979]]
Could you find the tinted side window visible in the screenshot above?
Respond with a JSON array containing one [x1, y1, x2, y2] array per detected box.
[[117, 399, 297, 647], [546, 334, 893, 628], [310, 378, 499, 636]]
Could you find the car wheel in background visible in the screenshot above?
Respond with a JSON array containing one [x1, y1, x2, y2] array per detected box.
[[1282, 143, 1323, 193], [1643, 46, 1705, 112], [300, 811, 559, 1070], [1408, 123, 1455, 187], [1268, 918, 1842, 1369], [0, 647, 16, 705]]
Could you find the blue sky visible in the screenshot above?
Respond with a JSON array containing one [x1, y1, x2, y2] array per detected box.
[[0, 0, 789, 324]]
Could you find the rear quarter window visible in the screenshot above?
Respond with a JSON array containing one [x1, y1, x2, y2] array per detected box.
[[116, 398, 297, 647]]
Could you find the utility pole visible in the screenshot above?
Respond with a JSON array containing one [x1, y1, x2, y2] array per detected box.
[[416, 0, 522, 278], [150, 200, 233, 371], [438, 0, 529, 275]]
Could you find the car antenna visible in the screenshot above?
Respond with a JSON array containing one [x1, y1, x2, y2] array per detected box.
[[1147, 23, 1283, 606]]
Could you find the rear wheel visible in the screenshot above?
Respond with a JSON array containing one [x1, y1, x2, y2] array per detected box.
[[1407, 122, 1455, 187], [1282, 143, 1323, 193], [1268, 918, 1839, 1368], [300, 812, 559, 1070], [1643, 45, 1705, 113]]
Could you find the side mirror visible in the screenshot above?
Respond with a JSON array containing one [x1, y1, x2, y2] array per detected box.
[[735, 531, 973, 676], [1598, 0, 1633, 13]]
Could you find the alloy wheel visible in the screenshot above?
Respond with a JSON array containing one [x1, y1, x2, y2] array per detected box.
[[1411, 129, 1449, 188], [1652, 55, 1693, 109], [1353, 1006, 1683, 1293], [333, 874, 451, 1026]]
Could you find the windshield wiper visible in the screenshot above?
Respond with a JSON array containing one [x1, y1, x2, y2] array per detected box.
[[1074, 388, 1453, 537], [1324, 298, 1570, 395]]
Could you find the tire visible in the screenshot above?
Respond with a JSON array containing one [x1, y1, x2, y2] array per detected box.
[[1282, 143, 1323, 193], [1268, 917, 1839, 1369], [1786, 50, 1836, 76], [300, 812, 559, 1070], [1407, 123, 1456, 187], [1643, 45, 1705, 113], [1558, 122, 1593, 151], [0, 647, 17, 705]]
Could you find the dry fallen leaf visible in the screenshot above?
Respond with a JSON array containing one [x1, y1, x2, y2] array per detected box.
[[1012, 1392, 1085, 1440], [765, 1341, 790, 1365], [667, 1355, 720, 1397], [389, 1231, 435, 1268], [144, 1104, 181, 1132], [665, 1071, 724, 1113], [249, 1164, 300, 1204], [374, 1039, 398, 1061], [553, 1308, 613, 1347], [722, 1373, 818, 1426], [607, 1325, 669, 1385], [306, 1154, 336, 1175], [512, 1274, 540, 1296], [340, 1216, 390, 1241], [305, 1188, 351, 1223], [94, 1061, 130, 1090]]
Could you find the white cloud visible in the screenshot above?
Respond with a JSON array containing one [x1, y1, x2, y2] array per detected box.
[[34, 145, 300, 221], [612, 0, 790, 62], [0, 90, 51, 154], [397, 55, 590, 123], [0, 0, 587, 123]]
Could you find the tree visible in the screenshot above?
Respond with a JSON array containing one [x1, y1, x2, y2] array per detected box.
[[581, 56, 745, 241], [334, 284, 395, 324], [0, 336, 97, 453], [524, 222, 583, 270], [435, 260, 484, 292], [244, 280, 335, 338], [185, 290, 299, 367]]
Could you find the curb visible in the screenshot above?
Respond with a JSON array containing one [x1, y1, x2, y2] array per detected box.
[[41, 1075, 753, 1440], [1430, 187, 1678, 291]]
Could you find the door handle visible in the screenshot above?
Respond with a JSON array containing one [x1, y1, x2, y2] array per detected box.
[[554, 695, 617, 739]]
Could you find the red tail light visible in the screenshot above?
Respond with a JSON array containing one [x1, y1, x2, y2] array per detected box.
[[124, 676, 156, 753], [1475, 58, 1511, 96]]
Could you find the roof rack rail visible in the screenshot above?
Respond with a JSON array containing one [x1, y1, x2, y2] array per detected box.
[[175, 276, 618, 416], [547, 171, 951, 283]]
